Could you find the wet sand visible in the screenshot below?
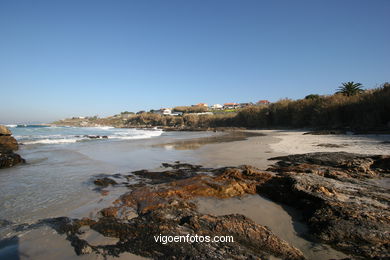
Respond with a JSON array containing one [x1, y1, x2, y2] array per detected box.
[[156, 130, 284, 169], [196, 195, 348, 260]]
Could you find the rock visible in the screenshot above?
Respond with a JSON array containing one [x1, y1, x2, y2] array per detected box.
[[38, 164, 303, 259], [0, 150, 25, 168], [303, 130, 347, 135], [83, 135, 108, 139], [316, 143, 347, 148], [261, 152, 390, 259], [0, 136, 19, 151], [268, 152, 390, 179], [0, 125, 12, 136], [0, 125, 24, 169], [161, 162, 203, 170], [93, 177, 117, 187], [14, 157, 389, 259]]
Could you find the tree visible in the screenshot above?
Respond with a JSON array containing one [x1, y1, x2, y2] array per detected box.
[[305, 94, 320, 100], [336, 82, 364, 96]]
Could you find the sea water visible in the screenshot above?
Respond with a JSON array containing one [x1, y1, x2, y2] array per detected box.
[[7, 125, 163, 145], [0, 126, 210, 225]]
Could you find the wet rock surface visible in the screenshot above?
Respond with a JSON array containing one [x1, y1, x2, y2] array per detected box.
[[0, 125, 24, 169], [262, 152, 390, 259], [18, 163, 303, 259], [93, 177, 118, 187]]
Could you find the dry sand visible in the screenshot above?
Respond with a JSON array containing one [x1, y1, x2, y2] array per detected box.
[[195, 130, 390, 170], [268, 130, 390, 155]]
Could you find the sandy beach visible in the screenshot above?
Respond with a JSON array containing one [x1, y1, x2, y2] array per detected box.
[[1, 129, 389, 259]]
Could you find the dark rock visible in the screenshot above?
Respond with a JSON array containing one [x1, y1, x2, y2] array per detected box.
[[161, 162, 202, 170], [303, 130, 347, 135], [268, 152, 390, 179], [83, 135, 108, 139], [51, 164, 302, 259], [0, 150, 25, 168], [262, 152, 390, 259], [316, 143, 347, 148], [93, 177, 118, 187], [131, 162, 207, 184], [0, 125, 24, 169]]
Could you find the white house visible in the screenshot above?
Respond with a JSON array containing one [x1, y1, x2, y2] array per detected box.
[[158, 108, 172, 115], [211, 104, 223, 110]]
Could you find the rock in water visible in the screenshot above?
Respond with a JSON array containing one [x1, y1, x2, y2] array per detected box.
[[0, 135, 19, 151], [0, 125, 12, 136], [0, 125, 24, 169]]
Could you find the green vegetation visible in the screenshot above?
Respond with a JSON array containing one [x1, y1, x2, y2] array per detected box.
[[121, 111, 134, 115], [173, 106, 208, 113], [234, 82, 389, 129], [304, 94, 320, 100], [54, 82, 390, 131], [336, 82, 364, 96]]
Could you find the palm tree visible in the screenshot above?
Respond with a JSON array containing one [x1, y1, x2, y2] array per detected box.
[[336, 82, 364, 96]]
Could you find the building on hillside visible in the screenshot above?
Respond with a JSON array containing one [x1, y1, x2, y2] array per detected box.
[[158, 108, 172, 115], [194, 103, 208, 107], [257, 100, 270, 105], [211, 104, 223, 110], [239, 102, 254, 108], [171, 111, 183, 116], [223, 103, 240, 109]]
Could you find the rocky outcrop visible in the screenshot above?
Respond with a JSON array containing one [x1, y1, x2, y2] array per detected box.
[[0, 125, 12, 136], [261, 152, 390, 259], [8, 154, 389, 259], [0, 125, 24, 169], [49, 163, 304, 259]]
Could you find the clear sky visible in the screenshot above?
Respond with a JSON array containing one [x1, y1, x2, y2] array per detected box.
[[0, 0, 389, 123]]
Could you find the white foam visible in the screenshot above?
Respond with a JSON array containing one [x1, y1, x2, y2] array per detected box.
[[23, 138, 81, 145], [93, 126, 115, 130], [5, 124, 17, 128], [112, 129, 163, 140], [20, 129, 164, 145]]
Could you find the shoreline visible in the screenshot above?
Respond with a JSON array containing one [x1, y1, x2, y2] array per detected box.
[[0, 129, 389, 259], [50, 120, 390, 135]]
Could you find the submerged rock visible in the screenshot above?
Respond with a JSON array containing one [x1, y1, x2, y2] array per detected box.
[[83, 135, 108, 139], [93, 177, 118, 187], [0, 149, 24, 169]]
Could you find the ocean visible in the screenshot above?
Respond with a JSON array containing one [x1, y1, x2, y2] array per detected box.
[[7, 125, 163, 145], [0, 126, 213, 225]]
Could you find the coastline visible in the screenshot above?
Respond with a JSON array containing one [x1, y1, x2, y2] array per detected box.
[[0, 129, 389, 259]]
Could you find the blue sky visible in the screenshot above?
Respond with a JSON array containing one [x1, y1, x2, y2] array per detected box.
[[0, 0, 389, 123]]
